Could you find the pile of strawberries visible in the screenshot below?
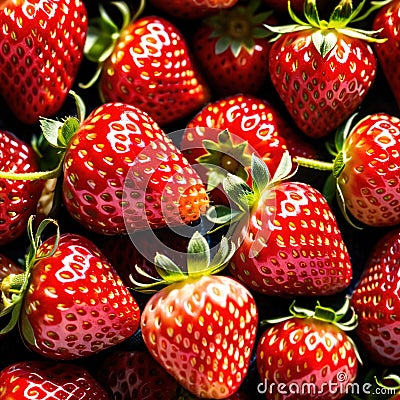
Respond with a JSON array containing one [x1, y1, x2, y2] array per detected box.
[[0, 0, 399, 399]]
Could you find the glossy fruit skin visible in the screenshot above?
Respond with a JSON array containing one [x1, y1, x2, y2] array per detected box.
[[337, 113, 400, 227], [97, 350, 180, 400], [0, 360, 111, 399], [99, 16, 210, 126], [269, 31, 377, 138], [0, 254, 22, 280], [148, 0, 239, 19], [257, 317, 358, 400], [0, 130, 44, 245], [20, 233, 140, 360], [141, 275, 258, 399], [62, 102, 209, 235], [229, 181, 352, 297], [351, 228, 400, 366], [0, 0, 87, 125], [373, 0, 400, 110]]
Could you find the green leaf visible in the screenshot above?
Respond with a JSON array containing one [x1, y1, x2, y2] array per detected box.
[[206, 205, 243, 225], [322, 173, 337, 205], [39, 118, 65, 149], [271, 151, 294, 183], [210, 236, 235, 271], [304, 0, 321, 27], [251, 155, 271, 200], [59, 117, 80, 147], [215, 36, 231, 55], [311, 30, 338, 58], [154, 254, 186, 283], [223, 174, 254, 212], [187, 232, 211, 275], [18, 305, 37, 345]]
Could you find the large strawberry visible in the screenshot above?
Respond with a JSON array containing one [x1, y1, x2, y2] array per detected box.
[[216, 153, 352, 297], [148, 0, 239, 19], [191, 0, 273, 97], [0, 360, 112, 399], [133, 232, 258, 399], [373, 0, 400, 110], [266, 0, 383, 138], [257, 300, 359, 400], [295, 113, 400, 227], [82, 2, 210, 126], [0, 217, 141, 360], [350, 228, 400, 366], [0, 0, 87, 125], [0, 130, 44, 245]]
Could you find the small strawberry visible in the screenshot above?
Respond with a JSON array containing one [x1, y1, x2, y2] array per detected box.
[[0, 217, 141, 360], [257, 299, 359, 400], [191, 0, 273, 97], [148, 0, 239, 19], [266, 0, 383, 138], [0, 360, 111, 399], [82, 2, 210, 126], [373, 0, 400, 110], [0, 0, 87, 124], [350, 228, 400, 366], [97, 349, 180, 400], [295, 113, 400, 227], [133, 232, 258, 399], [216, 152, 352, 297], [0, 130, 44, 245]]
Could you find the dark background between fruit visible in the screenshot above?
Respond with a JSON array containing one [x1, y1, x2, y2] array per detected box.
[[0, 0, 398, 399]]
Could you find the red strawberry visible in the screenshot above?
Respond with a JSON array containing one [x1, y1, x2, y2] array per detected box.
[[0, 0, 87, 124], [191, 0, 273, 97], [134, 232, 258, 399], [257, 300, 359, 400], [0, 254, 22, 281], [148, 0, 239, 19], [0, 130, 44, 245], [350, 228, 400, 366], [373, 0, 400, 110], [267, 0, 381, 138], [97, 350, 180, 400], [0, 360, 111, 399], [83, 4, 210, 126], [181, 94, 316, 205], [224, 153, 352, 297], [295, 113, 400, 227]]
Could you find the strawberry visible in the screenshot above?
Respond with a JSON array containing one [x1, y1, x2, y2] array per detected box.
[[180, 94, 317, 205], [256, 300, 359, 400], [373, 0, 400, 110], [218, 153, 352, 297], [295, 113, 400, 227], [0, 254, 22, 281], [191, 0, 273, 97], [350, 228, 400, 366], [97, 349, 180, 400], [0, 218, 141, 360], [82, 3, 210, 126], [148, 0, 239, 20], [0, 0, 87, 125], [0, 130, 44, 245], [133, 232, 258, 399], [266, 0, 383, 138], [0, 360, 111, 399]]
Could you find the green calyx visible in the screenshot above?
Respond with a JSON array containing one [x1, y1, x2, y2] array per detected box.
[[130, 232, 236, 293], [80, 0, 144, 89], [206, 0, 272, 57], [0, 216, 60, 336], [197, 129, 252, 192], [265, 0, 387, 58]]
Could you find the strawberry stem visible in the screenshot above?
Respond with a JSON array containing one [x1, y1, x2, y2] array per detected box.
[[293, 156, 334, 171]]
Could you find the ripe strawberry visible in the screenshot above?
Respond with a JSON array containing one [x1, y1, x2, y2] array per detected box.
[[257, 300, 359, 400], [134, 232, 258, 399], [191, 0, 273, 97], [0, 0, 87, 125], [83, 3, 210, 126], [350, 228, 400, 366], [0, 130, 44, 245], [267, 0, 382, 138], [181, 94, 317, 205], [373, 0, 400, 110], [223, 153, 352, 297], [149, 0, 239, 19], [97, 350, 180, 400], [0, 360, 111, 399], [295, 113, 400, 227]]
